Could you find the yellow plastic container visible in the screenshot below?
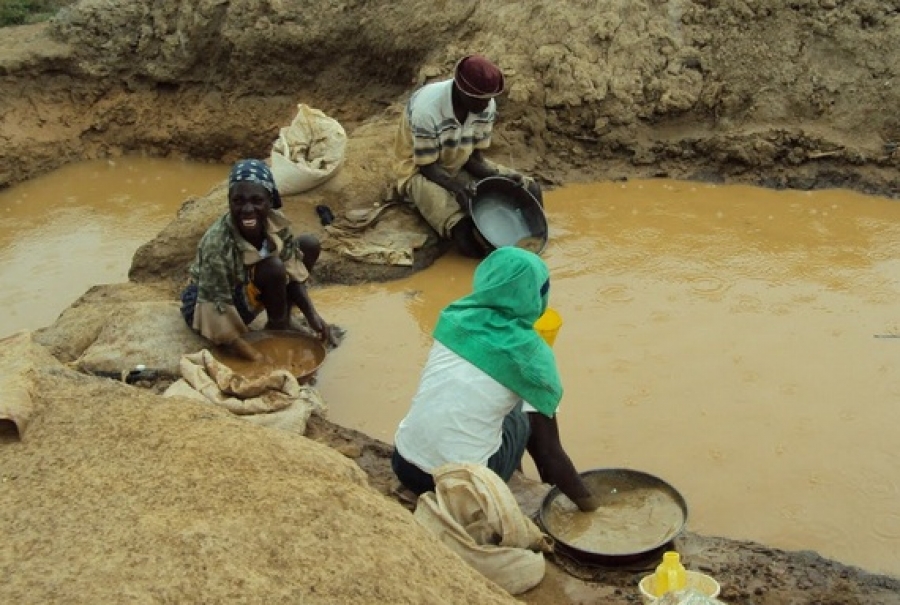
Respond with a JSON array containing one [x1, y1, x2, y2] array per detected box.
[[654, 551, 687, 596], [534, 307, 562, 347], [638, 570, 721, 604]]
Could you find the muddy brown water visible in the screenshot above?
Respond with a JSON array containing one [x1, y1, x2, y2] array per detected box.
[[314, 180, 900, 579], [0, 157, 228, 337], [2, 164, 899, 578]]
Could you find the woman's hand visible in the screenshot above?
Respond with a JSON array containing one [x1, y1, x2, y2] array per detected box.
[[308, 313, 337, 347], [574, 495, 601, 513], [231, 337, 264, 362]]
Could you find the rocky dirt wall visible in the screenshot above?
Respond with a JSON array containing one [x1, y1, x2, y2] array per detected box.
[[3, 0, 900, 195]]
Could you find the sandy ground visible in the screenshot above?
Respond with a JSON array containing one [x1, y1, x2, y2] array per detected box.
[[4, 1, 900, 603]]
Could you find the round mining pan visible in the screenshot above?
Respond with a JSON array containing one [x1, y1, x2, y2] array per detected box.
[[538, 468, 688, 567], [212, 329, 327, 383]]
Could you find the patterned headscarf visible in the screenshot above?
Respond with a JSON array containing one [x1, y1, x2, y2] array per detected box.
[[228, 159, 283, 209]]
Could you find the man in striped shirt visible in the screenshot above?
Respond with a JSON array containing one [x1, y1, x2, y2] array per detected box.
[[393, 54, 543, 258]]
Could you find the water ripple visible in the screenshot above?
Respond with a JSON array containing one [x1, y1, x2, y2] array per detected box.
[[686, 275, 731, 297]]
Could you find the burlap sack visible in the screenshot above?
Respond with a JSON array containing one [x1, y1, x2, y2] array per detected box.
[[270, 103, 346, 195], [413, 463, 553, 595]]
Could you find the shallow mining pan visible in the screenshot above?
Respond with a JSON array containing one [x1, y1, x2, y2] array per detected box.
[[212, 329, 327, 383], [537, 468, 689, 567]]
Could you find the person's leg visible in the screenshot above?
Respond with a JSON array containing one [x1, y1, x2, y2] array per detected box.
[[405, 173, 467, 239], [251, 256, 291, 329], [451, 216, 491, 259], [486, 402, 532, 482], [391, 449, 436, 495], [293, 234, 321, 274], [407, 173, 493, 257], [179, 283, 199, 328]]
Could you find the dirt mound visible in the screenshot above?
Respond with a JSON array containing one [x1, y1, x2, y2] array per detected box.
[[1, 334, 516, 605]]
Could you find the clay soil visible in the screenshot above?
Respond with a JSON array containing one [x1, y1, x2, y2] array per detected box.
[[3, 1, 900, 603]]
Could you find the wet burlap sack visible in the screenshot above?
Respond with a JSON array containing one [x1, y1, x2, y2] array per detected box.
[[163, 349, 326, 435]]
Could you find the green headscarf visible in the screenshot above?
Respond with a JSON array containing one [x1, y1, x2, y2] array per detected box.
[[432, 247, 562, 416]]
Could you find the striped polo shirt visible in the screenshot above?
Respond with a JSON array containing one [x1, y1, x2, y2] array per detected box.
[[393, 79, 497, 191]]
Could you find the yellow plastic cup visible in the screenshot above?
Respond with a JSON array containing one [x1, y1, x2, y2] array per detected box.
[[534, 307, 562, 347]]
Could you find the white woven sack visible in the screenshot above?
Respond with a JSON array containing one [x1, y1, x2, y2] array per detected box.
[[413, 463, 552, 595], [270, 103, 347, 195]]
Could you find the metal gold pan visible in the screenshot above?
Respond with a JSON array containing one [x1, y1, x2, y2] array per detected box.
[[470, 176, 549, 255], [538, 468, 689, 567]]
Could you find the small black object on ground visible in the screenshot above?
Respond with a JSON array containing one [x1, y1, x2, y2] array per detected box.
[[316, 204, 335, 226]]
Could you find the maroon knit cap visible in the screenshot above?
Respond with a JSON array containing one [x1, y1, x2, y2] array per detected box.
[[454, 54, 505, 99]]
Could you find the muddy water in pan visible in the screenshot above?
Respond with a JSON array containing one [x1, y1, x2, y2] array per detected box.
[[211, 332, 326, 381], [545, 488, 683, 554], [545, 479, 685, 555], [0, 157, 228, 337], [315, 180, 900, 578]]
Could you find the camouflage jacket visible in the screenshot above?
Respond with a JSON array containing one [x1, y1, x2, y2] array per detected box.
[[187, 210, 308, 343]]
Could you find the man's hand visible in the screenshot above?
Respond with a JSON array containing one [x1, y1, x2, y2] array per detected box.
[[504, 172, 544, 208], [452, 181, 477, 213], [506, 172, 526, 187]]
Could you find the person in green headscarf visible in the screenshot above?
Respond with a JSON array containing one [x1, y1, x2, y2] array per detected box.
[[392, 247, 599, 511]]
